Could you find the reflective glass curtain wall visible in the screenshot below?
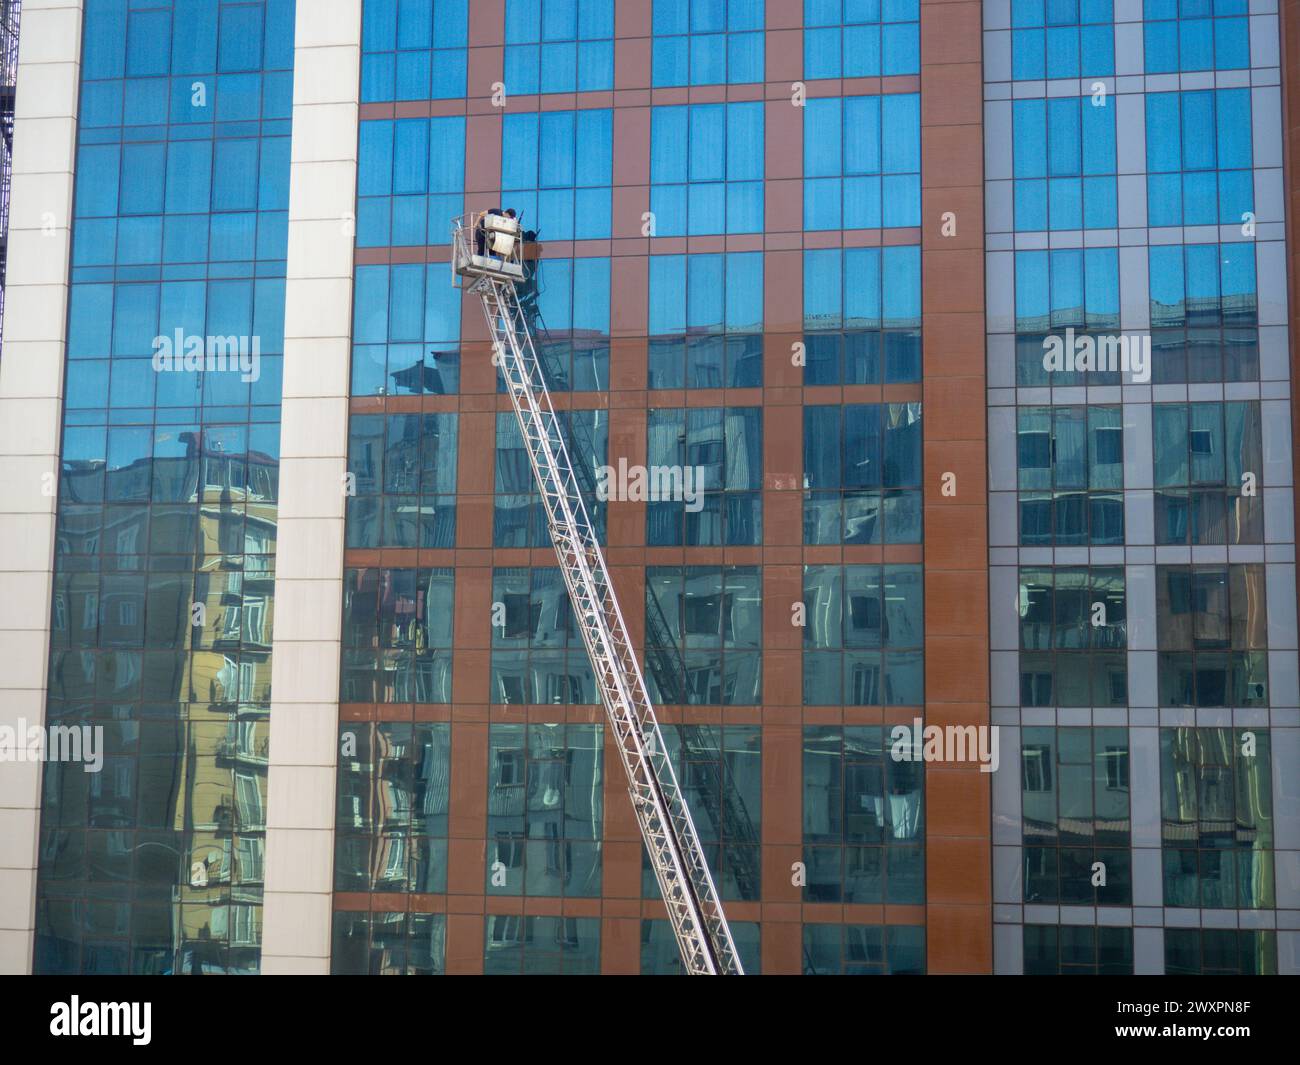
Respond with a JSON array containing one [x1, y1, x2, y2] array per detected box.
[[35, 0, 295, 975]]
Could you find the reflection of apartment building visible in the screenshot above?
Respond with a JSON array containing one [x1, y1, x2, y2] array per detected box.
[[1, 1, 1298, 977]]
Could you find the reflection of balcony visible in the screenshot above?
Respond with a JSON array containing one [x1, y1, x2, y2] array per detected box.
[[215, 737, 270, 767]]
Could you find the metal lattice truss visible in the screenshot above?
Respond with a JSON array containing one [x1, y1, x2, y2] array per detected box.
[[459, 225, 743, 973]]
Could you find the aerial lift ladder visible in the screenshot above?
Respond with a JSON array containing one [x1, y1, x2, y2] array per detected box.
[[453, 211, 744, 975]]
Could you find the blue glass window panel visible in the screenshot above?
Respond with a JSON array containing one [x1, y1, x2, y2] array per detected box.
[[126, 10, 171, 77], [881, 95, 919, 173], [845, 97, 882, 174], [1014, 100, 1047, 178], [1216, 89, 1251, 169], [650, 186, 687, 236], [362, 54, 396, 102], [1082, 101, 1115, 174], [804, 249, 843, 329], [845, 249, 881, 327], [844, 25, 881, 76], [429, 49, 468, 98], [576, 110, 613, 186], [1218, 170, 1253, 224], [692, 34, 727, 84], [109, 360, 156, 409], [1047, 98, 1081, 176], [395, 51, 431, 99], [1082, 176, 1118, 227], [731, 0, 765, 30], [654, 36, 690, 85], [805, 27, 841, 79], [650, 256, 687, 335], [883, 247, 920, 326], [1215, 18, 1249, 68], [1015, 179, 1049, 230], [805, 99, 842, 179], [1145, 21, 1178, 72], [540, 41, 578, 92], [691, 106, 726, 181], [692, 0, 727, 32], [651, 107, 689, 184], [1079, 23, 1113, 74], [805, 178, 841, 230], [213, 141, 259, 211], [216, 73, 262, 122], [728, 32, 764, 82], [881, 23, 918, 75], [219, 5, 264, 73], [1048, 179, 1083, 229], [654, 0, 690, 34], [1046, 26, 1079, 77], [80, 81, 124, 129], [1179, 19, 1213, 70], [726, 253, 763, 332], [1182, 171, 1218, 223], [116, 217, 162, 264], [430, 117, 466, 192], [1181, 92, 1216, 170], [882, 174, 919, 227], [577, 40, 614, 90], [540, 112, 577, 186], [120, 144, 165, 215], [123, 79, 168, 126], [82, 4, 127, 81], [1013, 29, 1046, 79], [1146, 94, 1182, 172], [689, 183, 727, 234], [844, 177, 882, 229], [1147, 173, 1182, 226], [581, 0, 615, 37], [727, 103, 763, 179], [354, 266, 390, 345], [165, 141, 213, 214]]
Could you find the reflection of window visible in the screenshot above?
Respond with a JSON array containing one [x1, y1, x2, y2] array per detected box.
[[234, 771, 264, 828], [1103, 747, 1129, 791], [683, 594, 720, 635], [1022, 745, 1052, 792], [495, 750, 524, 788], [487, 914, 525, 947], [494, 834, 525, 868]]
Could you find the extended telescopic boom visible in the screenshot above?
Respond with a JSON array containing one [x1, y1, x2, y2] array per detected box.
[[452, 211, 743, 975]]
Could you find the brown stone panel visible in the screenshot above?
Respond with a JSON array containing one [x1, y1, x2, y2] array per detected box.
[[445, 914, 486, 974], [764, 248, 803, 334], [926, 441, 988, 513], [926, 764, 994, 838], [924, 904, 992, 974], [468, 0, 504, 47], [613, 104, 652, 188], [763, 565, 803, 649], [449, 722, 489, 839], [919, 2, 984, 66], [611, 253, 649, 337], [921, 0, 990, 975], [760, 724, 802, 846], [760, 913, 803, 975], [464, 112, 503, 195], [602, 918, 643, 974], [1283, 0, 1300, 594]]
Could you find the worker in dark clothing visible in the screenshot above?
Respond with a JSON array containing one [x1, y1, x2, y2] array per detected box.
[[475, 206, 504, 257]]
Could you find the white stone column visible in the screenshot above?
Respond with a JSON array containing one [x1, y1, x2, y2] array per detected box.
[[0, 0, 84, 975], [260, 0, 361, 975]]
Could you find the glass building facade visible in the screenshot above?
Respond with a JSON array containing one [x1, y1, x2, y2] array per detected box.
[[986, 0, 1296, 975], [3, 0, 1297, 977], [32, 0, 295, 973]]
